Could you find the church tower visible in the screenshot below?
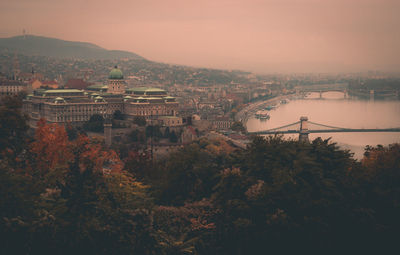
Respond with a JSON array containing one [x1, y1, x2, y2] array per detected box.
[[107, 66, 126, 94], [13, 52, 20, 80]]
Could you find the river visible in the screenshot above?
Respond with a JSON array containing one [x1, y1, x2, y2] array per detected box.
[[246, 92, 400, 159]]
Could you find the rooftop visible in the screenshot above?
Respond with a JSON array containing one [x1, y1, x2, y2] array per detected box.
[[44, 89, 83, 93], [86, 84, 108, 91], [65, 78, 91, 89], [126, 87, 166, 93], [109, 66, 124, 80]]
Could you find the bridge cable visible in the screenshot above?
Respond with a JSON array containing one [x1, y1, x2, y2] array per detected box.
[[307, 121, 347, 130], [252, 121, 301, 133]]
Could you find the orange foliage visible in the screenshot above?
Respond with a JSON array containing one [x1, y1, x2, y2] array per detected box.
[[76, 135, 123, 173], [205, 138, 235, 155], [29, 119, 72, 173], [28, 119, 123, 176]]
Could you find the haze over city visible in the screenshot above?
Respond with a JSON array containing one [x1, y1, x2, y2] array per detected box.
[[1, 0, 399, 73], [2, 0, 400, 254]]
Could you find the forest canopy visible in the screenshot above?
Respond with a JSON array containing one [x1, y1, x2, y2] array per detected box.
[[0, 95, 399, 254]]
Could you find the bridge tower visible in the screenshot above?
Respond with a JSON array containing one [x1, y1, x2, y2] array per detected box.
[[370, 90, 374, 101], [299, 116, 309, 142]]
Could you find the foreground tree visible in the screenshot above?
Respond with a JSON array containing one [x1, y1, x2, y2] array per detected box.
[[2, 120, 160, 254], [0, 95, 29, 161], [211, 137, 400, 254], [1, 106, 400, 254]]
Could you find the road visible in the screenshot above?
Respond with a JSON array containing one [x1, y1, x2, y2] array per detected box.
[[235, 94, 297, 126]]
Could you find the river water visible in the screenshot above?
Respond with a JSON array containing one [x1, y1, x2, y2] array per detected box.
[[246, 92, 400, 159]]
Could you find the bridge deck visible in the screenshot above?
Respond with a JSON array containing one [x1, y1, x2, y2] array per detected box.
[[251, 128, 400, 135]]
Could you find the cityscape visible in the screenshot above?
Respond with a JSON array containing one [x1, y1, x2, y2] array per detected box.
[[0, 0, 400, 254]]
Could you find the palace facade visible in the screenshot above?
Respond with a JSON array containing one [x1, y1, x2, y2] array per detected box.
[[23, 66, 179, 126]]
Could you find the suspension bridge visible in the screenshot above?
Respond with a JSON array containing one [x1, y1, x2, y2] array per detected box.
[[249, 116, 400, 142]]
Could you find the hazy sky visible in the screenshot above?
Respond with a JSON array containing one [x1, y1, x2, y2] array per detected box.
[[0, 0, 399, 73]]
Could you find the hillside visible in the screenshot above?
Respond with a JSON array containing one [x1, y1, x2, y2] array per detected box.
[[0, 35, 144, 60]]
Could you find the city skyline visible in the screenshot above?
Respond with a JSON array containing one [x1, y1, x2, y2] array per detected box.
[[1, 0, 399, 73]]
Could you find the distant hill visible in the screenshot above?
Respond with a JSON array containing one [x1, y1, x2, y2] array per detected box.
[[0, 35, 144, 60]]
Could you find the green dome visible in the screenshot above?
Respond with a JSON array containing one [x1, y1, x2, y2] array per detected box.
[[109, 66, 124, 79]]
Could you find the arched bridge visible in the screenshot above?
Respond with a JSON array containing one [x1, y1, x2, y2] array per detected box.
[[295, 83, 349, 99], [249, 116, 400, 142]]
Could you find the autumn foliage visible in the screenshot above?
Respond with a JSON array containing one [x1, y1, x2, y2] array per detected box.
[[1, 99, 400, 254], [27, 118, 122, 178]]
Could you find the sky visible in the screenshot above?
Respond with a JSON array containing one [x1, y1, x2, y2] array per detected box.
[[0, 0, 399, 73]]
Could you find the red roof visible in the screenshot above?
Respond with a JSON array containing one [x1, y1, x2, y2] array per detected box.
[[42, 80, 58, 85], [27, 78, 40, 84], [64, 79, 92, 89]]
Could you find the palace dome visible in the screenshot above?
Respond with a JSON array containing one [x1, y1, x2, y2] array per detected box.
[[109, 66, 124, 79]]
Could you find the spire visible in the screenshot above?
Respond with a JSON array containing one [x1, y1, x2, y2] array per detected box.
[[13, 52, 20, 80]]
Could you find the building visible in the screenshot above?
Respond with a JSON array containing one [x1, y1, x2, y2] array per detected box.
[[23, 66, 179, 126], [107, 66, 126, 94], [157, 116, 183, 127], [123, 87, 178, 120], [23, 89, 108, 125], [0, 79, 29, 96], [28, 79, 59, 90], [212, 116, 233, 130], [64, 79, 92, 90]]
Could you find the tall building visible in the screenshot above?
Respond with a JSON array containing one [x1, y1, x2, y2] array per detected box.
[[12, 53, 21, 80]]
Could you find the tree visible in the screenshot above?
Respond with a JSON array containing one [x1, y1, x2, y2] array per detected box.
[[3, 121, 160, 254], [211, 136, 360, 253], [230, 121, 246, 133], [28, 118, 73, 178], [0, 95, 29, 160], [83, 114, 104, 132], [152, 139, 233, 205], [133, 116, 146, 126], [0, 162, 45, 254], [154, 199, 218, 254], [164, 127, 170, 138], [186, 116, 193, 126], [65, 123, 79, 140], [128, 129, 139, 142], [113, 110, 124, 120], [169, 131, 178, 143], [351, 143, 400, 250], [146, 125, 162, 139], [124, 150, 152, 180]]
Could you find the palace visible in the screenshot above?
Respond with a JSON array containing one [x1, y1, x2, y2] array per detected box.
[[23, 66, 180, 126]]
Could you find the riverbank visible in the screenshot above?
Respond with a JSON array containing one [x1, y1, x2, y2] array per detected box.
[[235, 93, 297, 129], [245, 94, 400, 159]]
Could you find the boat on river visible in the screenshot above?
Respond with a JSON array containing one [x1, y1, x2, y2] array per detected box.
[[264, 105, 276, 111], [255, 110, 270, 120]]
